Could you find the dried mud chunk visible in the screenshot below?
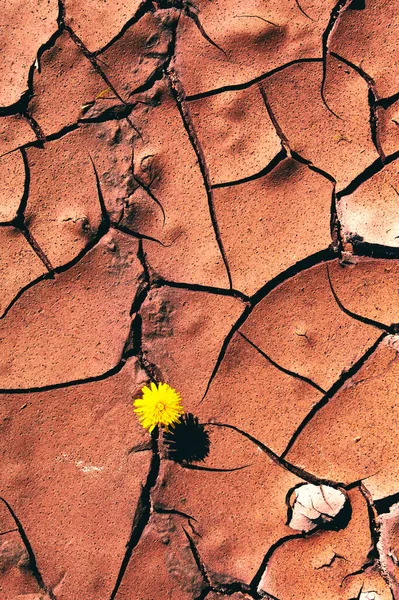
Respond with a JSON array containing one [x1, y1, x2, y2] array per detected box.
[[131, 82, 229, 287], [201, 332, 322, 456], [212, 157, 333, 296], [153, 425, 304, 584], [285, 337, 399, 498], [0, 0, 58, 106], [328, 258, 399, 327], [379, 503, 399, 597], [0, 151, 26, 223], [0, 230, 142, 389], [0, 115, 36, 156], [259, 488, 382, 600], [0, 357, 151, 600], [188, 85, 280, 185], [330, 0, 399, 99], [337, 159, 399, 248], [28, 31, 114, 137], [240, 261, 380, 391], [262, 57, 378, 190], [288, 484, 348, 533], [113, 513, 205, 600], [175, 0, 336, 96], [351, 572, 394, 600], [25, 130, 103, 269], [63, 0, 142, 52], [141, 286, 244, 408], [98, 10, 178, 103], [0, 227, 46, 317]]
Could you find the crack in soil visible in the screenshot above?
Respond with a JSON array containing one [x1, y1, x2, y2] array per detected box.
[[3, 3, 399, 598], [167, 69, 233, 289], [0, 497, 56, 599]]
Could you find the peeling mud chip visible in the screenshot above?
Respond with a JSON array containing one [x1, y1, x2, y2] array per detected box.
[[288, 483, 349, 533]]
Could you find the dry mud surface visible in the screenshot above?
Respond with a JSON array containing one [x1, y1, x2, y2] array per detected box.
[[2, 1, 399, 599]]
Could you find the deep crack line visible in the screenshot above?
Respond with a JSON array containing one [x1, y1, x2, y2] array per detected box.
[[258, 83, 338, 185], [20, 224, 54, 271], [13, 147, 55, 272], [182, 526, 211, 588], [320, 0, 352, 117], [250, 531, 306, 593], [291, 150, 336, 184], [207, 423, 347, 489], [337, 149, 399, 201], [92, 0, 154, 56], [0, 497, 56, 599], [0, 238, 150, 393], [330, 51, 385, 163], [376, 90, 399, 109], [182, 463, 252, 473], [0, 358, 130, 395], [211, 149, 287, 189], [185, 7, 227, 56], [132, 5, 182, 99], [115, 223, 170, 246], [201, 248, 337, 403], [238, 330, 326, 394], [346, 240, 399, 260], [109, 429, 160, 600], [131, 147, 166, 226], [258, 83, 290, 155], [152, 277, 249, 302], [281, 332, 387, 460], [1, 224, 114, 324], [326, 263, 393, 333], [1, 271, 54, 320], [167, 69, 233, 289], [65, 4, 182, 142], [0, 0, 64, 121], [66, 27, 143, 139], [339, 486, 382, 592], [294, 0, 314, 21], [185, 58, 323, 102]]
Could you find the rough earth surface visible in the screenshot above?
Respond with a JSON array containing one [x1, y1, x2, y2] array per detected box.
[[1, 1, 399, 599]]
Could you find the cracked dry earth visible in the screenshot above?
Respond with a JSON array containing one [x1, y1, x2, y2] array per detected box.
[[4, 1, 399, 600]]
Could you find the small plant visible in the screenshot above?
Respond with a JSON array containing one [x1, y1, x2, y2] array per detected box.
[[133, 382, 184, 433]]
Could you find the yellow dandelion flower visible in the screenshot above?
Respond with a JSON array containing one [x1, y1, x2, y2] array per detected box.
[[133, 382, 184, 433]]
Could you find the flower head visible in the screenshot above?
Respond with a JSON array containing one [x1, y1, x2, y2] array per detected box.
[[133, 382, 184, 433]]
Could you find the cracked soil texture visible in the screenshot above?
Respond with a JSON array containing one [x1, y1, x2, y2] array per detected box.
[[2, 0, 399, 599]]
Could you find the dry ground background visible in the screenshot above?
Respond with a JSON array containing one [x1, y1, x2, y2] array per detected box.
[[2, 0, 399, 598]]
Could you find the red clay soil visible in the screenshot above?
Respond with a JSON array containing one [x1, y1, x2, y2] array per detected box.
[[1, 1, 399, 599]]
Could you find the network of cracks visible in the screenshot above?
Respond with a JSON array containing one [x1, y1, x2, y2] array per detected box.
[[2, 0, 399, 598]]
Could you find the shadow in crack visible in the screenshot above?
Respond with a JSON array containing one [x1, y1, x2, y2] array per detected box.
[[164, 413, 210, 465], [348, 0, 365, 9]]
